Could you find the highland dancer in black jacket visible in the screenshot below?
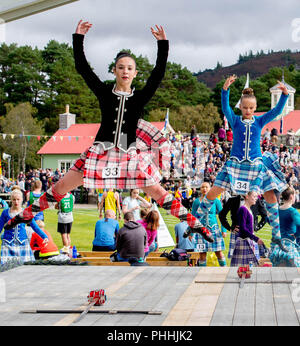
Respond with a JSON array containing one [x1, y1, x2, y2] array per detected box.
[[4, 20, 213, 242]]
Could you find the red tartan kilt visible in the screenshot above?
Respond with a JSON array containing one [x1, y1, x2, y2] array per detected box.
[[70, 143, 162, 189]]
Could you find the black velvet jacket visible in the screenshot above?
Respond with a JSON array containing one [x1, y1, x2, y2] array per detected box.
[[219, 195, 268, 232], [73, 33, 169, 152]]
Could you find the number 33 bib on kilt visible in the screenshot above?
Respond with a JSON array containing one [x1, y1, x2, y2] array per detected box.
[[102, 166, 121, 179]]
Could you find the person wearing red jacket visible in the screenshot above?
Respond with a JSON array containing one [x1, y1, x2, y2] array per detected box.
[[30, 220, 59, 259]]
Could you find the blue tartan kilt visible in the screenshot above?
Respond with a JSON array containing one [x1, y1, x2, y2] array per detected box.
[[194, 224, 225, 253], [0, 239, 35, 265], [269, 238, 300, 267], [214, 157, 287, 195], [230, 237, 260, 267]]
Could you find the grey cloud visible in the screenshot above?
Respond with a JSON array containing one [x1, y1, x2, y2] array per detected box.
[[3, 0, 300, 80]]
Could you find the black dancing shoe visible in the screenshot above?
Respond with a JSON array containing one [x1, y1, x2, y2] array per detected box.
[[183, 226, 214, 243], [4, 214, 31, 230]]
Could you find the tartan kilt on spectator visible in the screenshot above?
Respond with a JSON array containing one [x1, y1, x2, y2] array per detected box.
[[230, 237, 260, 267], [70, 119, 170, 190], [228, 232, 260, 259], [269, 238, 300, 267], [0, 239, 35, 265], [214, 157, 287, 195], [194, 224, 225, 253]]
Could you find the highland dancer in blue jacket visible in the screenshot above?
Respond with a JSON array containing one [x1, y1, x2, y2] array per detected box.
[[186, 75, 289, 260]]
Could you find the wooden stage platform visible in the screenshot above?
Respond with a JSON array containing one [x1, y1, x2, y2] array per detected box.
[[0, 265, 299, 326]]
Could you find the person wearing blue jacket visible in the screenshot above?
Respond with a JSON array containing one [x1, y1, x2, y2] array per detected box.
[[191, 181, 227, 266], [189, 75, 289, 260], [0, 189, 48, 265], [270, 186, 300, 267]]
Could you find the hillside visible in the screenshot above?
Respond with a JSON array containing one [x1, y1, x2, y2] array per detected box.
[[195, 51, 300, 89]]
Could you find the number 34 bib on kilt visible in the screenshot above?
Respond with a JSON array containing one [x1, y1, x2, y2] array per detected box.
[[233, 179, 250, 193]]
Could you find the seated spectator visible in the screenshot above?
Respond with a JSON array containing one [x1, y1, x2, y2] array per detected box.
[[175, 220, 194, 252], [92, 210, 119, 251], [30, 220, 59, 259], [115, 212, 147, 262], [137, 210, 160, 258]]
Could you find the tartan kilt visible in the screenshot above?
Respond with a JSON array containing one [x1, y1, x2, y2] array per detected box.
[[194, 224, 225, 252], [214, 157, 287, 195], [70, 119, 170, 190], [0, 239, 35, 265], [230, 237, 260, 267], [269, 238, 300, 267], [228, 232, 260, 259]]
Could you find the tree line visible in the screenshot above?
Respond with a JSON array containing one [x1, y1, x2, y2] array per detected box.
[[1, 40, 300, 174]]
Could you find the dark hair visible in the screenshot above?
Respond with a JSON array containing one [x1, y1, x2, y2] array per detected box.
[[114, 51, 136, 67], [241, 88, 256, 102], [124, 212, 134, 222], [140, 208, 149, 219], [281, 186, 295, 202], [130, 189, 139, 197]]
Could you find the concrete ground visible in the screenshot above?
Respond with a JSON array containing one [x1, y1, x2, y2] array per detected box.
[[0, 265, 299, 327]]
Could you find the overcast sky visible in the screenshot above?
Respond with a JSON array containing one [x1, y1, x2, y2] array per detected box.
[[2, 0, 300, 80]]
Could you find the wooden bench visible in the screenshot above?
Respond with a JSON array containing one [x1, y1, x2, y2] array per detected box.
[[77, 251, 201, 266]]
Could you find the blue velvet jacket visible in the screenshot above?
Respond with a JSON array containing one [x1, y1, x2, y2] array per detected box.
[[192, 197, 226, 232], [222, 89, 289, 162], [0, 208, 48, 245]]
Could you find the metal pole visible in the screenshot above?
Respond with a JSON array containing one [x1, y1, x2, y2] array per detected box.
[[8, 157, 10, 180]]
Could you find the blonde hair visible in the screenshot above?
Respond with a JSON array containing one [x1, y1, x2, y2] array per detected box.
[[32, 180, 42, 190], [10, 189, 23, 201], [11, 185, 21, 191]]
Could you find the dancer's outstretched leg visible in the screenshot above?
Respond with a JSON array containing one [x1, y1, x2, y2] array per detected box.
[[142, 184, 214, 242], [264, 190, 288, 253], [4, 170, 83, 230]]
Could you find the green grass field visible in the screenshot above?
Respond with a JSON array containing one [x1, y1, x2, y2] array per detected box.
[[0, 206, 273, 266], [34, 207, 272, 262]]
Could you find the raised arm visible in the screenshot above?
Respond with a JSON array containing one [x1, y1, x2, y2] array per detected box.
[[258, 81, 289, 127], [221, 75, 238, 127], [73, 20, 105, 95], [140, 25, 169, 105], [29, 218, 48, 241]]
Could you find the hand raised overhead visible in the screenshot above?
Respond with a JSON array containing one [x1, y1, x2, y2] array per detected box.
[[151, 25, 167, 40], [223, 75, 237, 90], [277, 80, 289, 95], [75, 20, 93, 35]]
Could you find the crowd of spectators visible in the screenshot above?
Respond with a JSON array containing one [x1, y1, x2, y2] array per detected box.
[[161, 125, 300, 208], [0, 168, 68, 204]]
